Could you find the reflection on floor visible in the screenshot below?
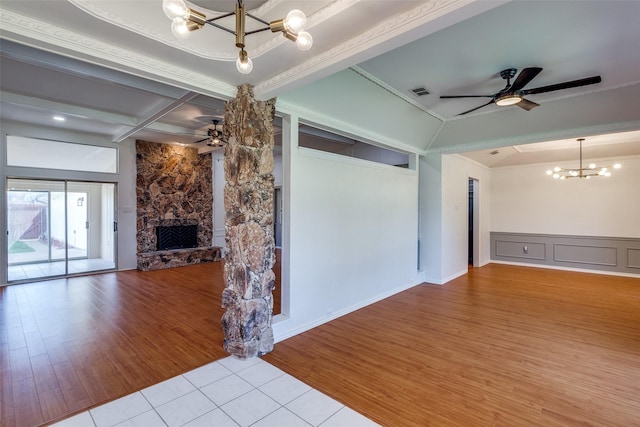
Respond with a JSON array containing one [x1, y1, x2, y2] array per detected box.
[[51, 356, 379, 427], [7, 258, 115, 282]]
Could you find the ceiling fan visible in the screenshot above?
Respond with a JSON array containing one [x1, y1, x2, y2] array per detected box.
[[194, 119, 226, 147], [440, 67, 602, 115]]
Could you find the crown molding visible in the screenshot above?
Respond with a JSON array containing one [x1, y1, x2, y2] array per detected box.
[[254, 0, 475, 99], [0, 8, 236, 99]]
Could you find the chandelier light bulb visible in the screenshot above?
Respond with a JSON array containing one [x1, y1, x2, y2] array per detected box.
[[546, 170, 552, 175], [295, 31, 313, 50], [560, 176, 566, 180], [236, 54, 253, 74], [163, 0, 188, 20], [553, 173, 560, 179], [570, 170, 578, 177], [605, 171, 612, 177], [614, 163, 622, 169], [171, 17, 191, 39], [588, 163, 596, 169], [553, 166, 561, 172], [285, 9, 307, 33]]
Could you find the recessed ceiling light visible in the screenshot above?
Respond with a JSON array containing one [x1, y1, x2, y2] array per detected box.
[[53, 115, 66, 121]]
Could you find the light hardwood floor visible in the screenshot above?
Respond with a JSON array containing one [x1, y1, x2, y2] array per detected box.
[[1, 262, 639, 426], [265, 265, 640, 426]]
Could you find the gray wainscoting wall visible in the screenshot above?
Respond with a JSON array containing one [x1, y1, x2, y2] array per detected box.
[[490, 232, 640, 275]]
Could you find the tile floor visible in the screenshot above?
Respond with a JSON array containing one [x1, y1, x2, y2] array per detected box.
[[8, 258, 115, 282], [51, 356, 380, 427]]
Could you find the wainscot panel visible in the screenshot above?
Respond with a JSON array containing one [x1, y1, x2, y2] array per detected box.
[[490, 232, 640, 275]]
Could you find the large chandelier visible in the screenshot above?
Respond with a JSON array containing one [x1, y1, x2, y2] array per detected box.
[[546, 138, 621, 180], [162, 0, 313, 74]]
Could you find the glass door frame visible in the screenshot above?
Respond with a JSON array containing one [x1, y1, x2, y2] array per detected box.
[[5, 177, 117, 283]]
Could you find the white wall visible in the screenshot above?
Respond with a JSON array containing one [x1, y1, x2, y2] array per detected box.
[[274, 116, 421, 340], [419, 154, 443, 282], [419, 153, 492, 284], [491, 156, 640, 238], [115, 139, 137, 270]]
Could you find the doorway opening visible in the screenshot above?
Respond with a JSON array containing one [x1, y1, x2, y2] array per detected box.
[[468, 178, 480, 267], [6, 178, 117, 282], [272, 187, 283, 315]]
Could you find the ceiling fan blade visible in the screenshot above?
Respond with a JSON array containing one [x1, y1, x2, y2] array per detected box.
[[517, 98, 540, 111], [458, 99, 495, 115], [440, 95, 493, 99], [509, 67, 543, 92], [521, 75, 602, 95]]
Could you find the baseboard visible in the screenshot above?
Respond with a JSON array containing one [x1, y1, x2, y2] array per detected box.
[[491, 259, 640, 278], [273, 278, 422, 343], [422, 268, 468, 285]]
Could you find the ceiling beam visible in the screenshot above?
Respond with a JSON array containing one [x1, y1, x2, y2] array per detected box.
[[112, 91, 200, 142]]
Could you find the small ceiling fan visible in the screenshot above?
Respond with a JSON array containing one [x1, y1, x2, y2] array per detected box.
[[194, 119, 225, 147], [440, 67, 602, 115]]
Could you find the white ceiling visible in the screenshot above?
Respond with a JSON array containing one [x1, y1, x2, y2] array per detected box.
[[1, 0, 639, 162]]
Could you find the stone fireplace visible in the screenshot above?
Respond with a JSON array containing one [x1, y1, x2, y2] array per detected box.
[[135, 140, 220, 271]]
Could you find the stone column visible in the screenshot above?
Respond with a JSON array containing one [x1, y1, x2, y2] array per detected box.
[[221, 84, 276, 359]]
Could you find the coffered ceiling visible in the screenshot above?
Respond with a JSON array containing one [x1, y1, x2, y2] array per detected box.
[[1, 0, 639, 163]]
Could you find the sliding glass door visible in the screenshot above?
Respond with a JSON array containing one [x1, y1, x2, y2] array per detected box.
[[6, 178, 116, 282]]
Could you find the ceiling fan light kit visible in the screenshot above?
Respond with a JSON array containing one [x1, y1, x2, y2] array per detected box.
[[545, 138, 621, 180], [162, 0, 313, 74], [495, 94, 522, 106], [440, 67, 601, 115], [193, 119, 226, 147]]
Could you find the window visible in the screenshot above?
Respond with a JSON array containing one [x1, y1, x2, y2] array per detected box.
[[298, 125, 410, 168], [6, 135, 117, 173]]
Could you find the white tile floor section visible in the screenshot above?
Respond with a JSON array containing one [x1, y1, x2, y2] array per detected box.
[[51, 356, 380, 427], [8, 258, 115, 282]]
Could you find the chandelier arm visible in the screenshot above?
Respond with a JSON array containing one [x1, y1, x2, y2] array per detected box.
[[204, 20, 237, 35], [245, 27, 272, 36], [246, 13, 271, 27], [205, 11, 236, 22]]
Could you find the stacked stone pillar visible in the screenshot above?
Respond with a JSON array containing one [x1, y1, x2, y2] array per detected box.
[[221, 84, 276, 358]]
